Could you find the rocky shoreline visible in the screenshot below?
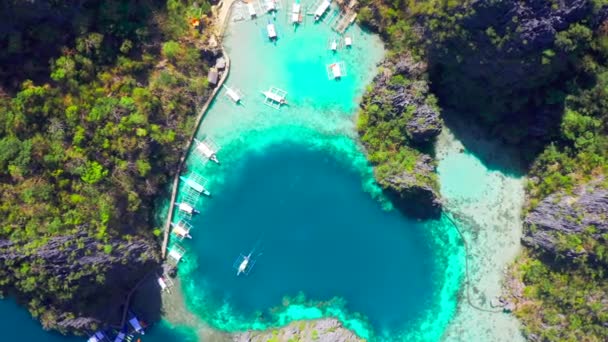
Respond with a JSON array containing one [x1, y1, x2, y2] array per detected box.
[[357, 54, 443, 219], [234, 319, 362, 342]]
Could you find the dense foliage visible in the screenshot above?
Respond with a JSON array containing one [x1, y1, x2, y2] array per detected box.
[[0, 0, 213, 330], [355, 0, 608, 340], [356, 65, 440, 191]]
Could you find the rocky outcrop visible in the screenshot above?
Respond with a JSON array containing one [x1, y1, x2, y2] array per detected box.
[[358, 54, 443, 219], [358, 54, 442, 218], [0, 231, 160, 334], [522, 181, 608, 264], [233, 318, 363, 342], [373, 55, 443, 144], [380, 154, 442, 218], [427, 0, 595, 150]]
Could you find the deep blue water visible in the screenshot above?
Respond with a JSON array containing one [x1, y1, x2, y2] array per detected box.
[[0, 298, 196, 342], [185, 142, 439, 335]]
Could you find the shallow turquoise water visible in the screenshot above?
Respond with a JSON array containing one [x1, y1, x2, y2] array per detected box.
[[170, 4, 463, 341], [0, 298, 197, 342]]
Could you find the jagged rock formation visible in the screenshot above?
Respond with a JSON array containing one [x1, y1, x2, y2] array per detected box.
[[233, 318, 363, 342], [522, 181, 608, 264], [427, 0, 595, 150], [380, 154, 442, 218], [0, 231, 160, 334], [358, 54, 442, 218], [375, 55, 443, 144]]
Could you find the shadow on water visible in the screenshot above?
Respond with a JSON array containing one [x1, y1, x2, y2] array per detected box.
[[441, 109, 527, 178], [131, 266, 164, 324]]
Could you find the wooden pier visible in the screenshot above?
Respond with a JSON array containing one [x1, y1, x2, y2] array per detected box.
[[161, 42, 231, 260], [331, 11, 356, 34], [331, 0, 358, 34]]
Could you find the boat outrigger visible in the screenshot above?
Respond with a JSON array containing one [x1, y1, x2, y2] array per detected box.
[[194, 137, 221, 164], [314, 0, 331, 21], [261, 86, 288, 109], [180, 172, 211, 196], [223, 84, 242, 104], [326, 61, 346, 80], [171, 219, 193, 240], [233, 251, 256, 276]]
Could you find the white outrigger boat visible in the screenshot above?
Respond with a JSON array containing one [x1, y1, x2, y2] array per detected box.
[[267, 20, 277, 40], [233, 248, 259, 276], [237, 253, 251, 276], [223, 84, 242, 104], [261, 86, 288, 109], [314, 0, 331, 21], [180, 172, 211, 196], [194, 137, 221, 164]]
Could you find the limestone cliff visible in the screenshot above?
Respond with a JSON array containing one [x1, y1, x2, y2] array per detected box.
[[0, 231, 160, 334], [427, 0, 597, 150], [357, 54, 442, 218], [522, 181, 608, 265]]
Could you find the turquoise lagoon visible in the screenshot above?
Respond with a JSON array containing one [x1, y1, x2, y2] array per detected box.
[[171, 5, 464, 342], [0, 4, 526, 342]]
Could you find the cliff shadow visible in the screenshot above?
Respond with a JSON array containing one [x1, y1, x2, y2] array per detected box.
[[130, 267, 164, 325], [440, 109, 528, 178]]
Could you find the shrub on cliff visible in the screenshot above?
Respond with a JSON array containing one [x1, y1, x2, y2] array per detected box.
[[0, 0, 214, 333]]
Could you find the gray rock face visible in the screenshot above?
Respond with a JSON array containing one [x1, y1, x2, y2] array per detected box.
[[0, 231, 160, 334], [371, 55, 443, 145], [522, 183, 608, 263], [428, 0, 594, 147], [233, 318, 362, 342], [359, 54, 442, 218], [381, 154, 442, 219]]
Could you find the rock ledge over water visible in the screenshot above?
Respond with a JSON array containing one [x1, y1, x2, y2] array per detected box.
[[358, 54, 442, 219], [0, 231, 160, 334]]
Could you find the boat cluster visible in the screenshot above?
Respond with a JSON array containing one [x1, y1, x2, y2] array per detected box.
[[167, 136, 221, 266], [87, 314, 146, 342]]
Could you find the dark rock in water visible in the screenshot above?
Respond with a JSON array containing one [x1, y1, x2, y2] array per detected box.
[[522, 181, 608, 264], [0, 231, 161, 334], [380, 154, 442, 219]]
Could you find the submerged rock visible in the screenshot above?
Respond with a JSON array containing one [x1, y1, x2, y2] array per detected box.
[[522, 181, 608, 264], [0, 231, 160, 334], [233, 318, 363, 342]]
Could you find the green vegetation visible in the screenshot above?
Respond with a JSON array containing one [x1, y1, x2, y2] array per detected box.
[[0, 0, 214, 331], [511, 252, 608, 341], [354, 0, 608, 340], [357, 77, 439, 191]]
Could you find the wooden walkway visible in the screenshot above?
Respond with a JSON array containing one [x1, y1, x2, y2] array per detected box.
[[161, 43, 231, 259]]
